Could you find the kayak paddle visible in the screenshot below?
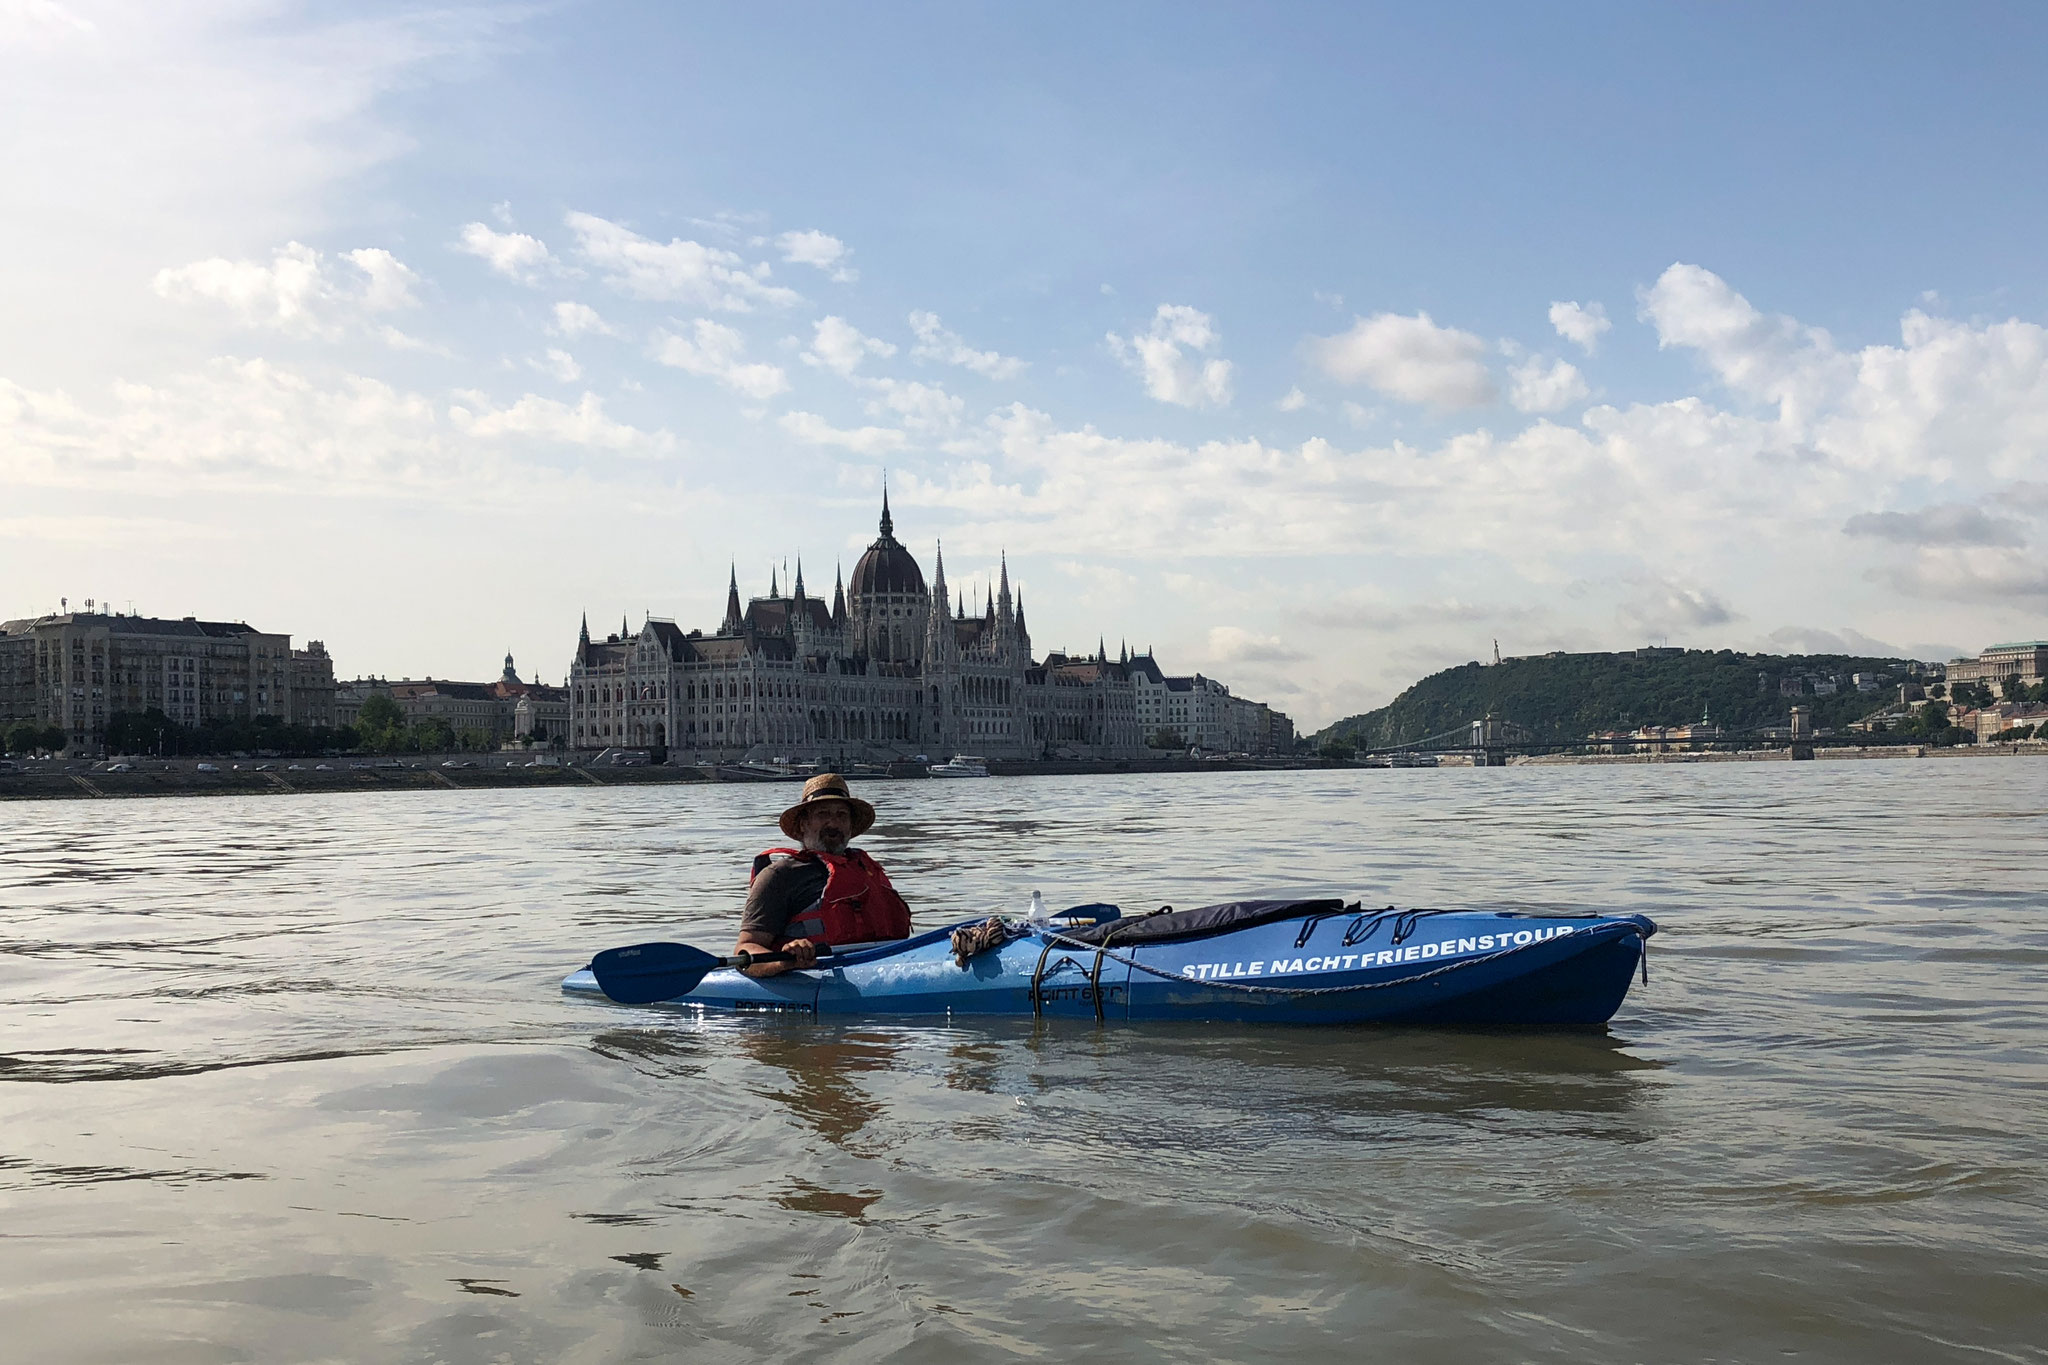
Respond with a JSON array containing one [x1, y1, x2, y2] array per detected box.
[[589, 941, 838, 1004]]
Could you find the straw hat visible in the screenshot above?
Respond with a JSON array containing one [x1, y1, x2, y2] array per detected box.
[[778, 772, 876, 841]]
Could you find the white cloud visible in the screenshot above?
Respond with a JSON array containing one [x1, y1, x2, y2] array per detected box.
[[1507, 356, 1589, 413], [550, 300, 615, 338], [1308, 312, 1496, 409], [0, 3, 520, 384], [908, 311, 1027, 380], [0, 358, 670, 499], [778, 411, 907, 454], [1641, 263, 2048, 483], [1107, 304, 1233, 409], [777, 230, 856, 283], [1208, 626, 1307, 663], [151, 241, 419, 339], [451, 390, 670, 454], [802, 316, 896, 376], [1277, 386, 1308, 412], [1843, 504, 2027, 548], [860, 377, 963, 432], [1617, 578, 1738, 636], [566, 211, 800, 312], [1549, 300, 1611, 353], [1762, 625, 1965, 661], [1872, 547, 2048, 603], [456, 222, 551, 282], [533, 348, 581, 384], [652, 320, 789, 399]]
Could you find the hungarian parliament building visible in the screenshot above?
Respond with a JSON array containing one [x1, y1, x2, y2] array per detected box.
[[567, 495, 1293, 762]]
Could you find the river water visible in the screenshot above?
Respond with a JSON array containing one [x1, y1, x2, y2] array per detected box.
[[2, 764, 2044, 1363]]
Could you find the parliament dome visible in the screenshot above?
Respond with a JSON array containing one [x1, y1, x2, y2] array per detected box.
[[849, 491, 925, 597]]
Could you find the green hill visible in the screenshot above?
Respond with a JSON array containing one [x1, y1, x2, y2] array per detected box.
[[1315, 649, 1919, 747]]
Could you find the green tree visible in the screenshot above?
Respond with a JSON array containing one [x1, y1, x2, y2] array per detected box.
[[1319, 739, 1356, 763], [357, 694, 403, 732], [40, 725, 68, 753], [5, 719, 42, 754]]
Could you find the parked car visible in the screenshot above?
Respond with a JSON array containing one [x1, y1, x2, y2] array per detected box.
[[314, 763, 334, 771], [442, 760, 473, 769], [196, 763, 219, 773], [104, 762, 134, 773], [252, 763, 272, 771], [287, 764, 306, 772]]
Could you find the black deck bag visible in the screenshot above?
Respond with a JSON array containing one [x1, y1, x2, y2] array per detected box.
[[1056, 898, 1346, 947]]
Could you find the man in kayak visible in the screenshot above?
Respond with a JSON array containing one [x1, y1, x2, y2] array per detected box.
[[735, 772, 913, 977]]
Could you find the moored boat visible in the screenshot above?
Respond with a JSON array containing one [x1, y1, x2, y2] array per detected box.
[[564, 898, 1656, 1027], [927, 754, 990, 777]]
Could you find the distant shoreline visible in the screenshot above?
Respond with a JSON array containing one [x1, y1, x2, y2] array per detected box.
[[1512, 743, 2047, 766], [0, 755, 1303, 802], [6, 743, 2040, 801]]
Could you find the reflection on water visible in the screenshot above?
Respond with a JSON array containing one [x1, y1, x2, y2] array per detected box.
[[0, 765, 2045, 1362]]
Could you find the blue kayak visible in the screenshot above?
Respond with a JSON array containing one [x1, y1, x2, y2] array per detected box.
[[564, 898, 1658, 1027]]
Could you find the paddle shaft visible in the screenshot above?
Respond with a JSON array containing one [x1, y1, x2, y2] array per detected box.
[[588, 938, 840, 1003], [729, 943, 839, 971]]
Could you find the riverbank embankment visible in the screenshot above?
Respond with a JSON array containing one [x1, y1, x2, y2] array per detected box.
[[1515, 743, 2048, 765], [0, 755, 1301, 802]]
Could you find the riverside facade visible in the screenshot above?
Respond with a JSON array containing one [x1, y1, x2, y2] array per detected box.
[[567, 496, 1293, 762], [0, 608, 336, 750]]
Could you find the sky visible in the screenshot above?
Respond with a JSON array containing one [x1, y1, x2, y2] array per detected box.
[[5, 1, 2047, 728]]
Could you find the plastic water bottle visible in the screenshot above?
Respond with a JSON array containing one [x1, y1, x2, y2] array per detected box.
[[1023, 889, 1050, 924]]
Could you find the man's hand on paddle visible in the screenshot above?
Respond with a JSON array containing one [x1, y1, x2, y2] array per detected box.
[[734, 935, 818, 977]]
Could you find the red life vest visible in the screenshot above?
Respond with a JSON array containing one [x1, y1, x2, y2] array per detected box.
[[749, 846, 912, 945]]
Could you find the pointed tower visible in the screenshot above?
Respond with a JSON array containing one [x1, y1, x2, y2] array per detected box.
[[769, 564, 780, 600], [832, 563, 846, 627], [793, 557, 806, 601], [922, 541, 959, 751], [925, 542, 958, 666], [503, 650, 519, 684], [879, 477, 894, 539], [722, 565, 743, 633], [1015, 590, 1031, 658], [579, 613, 590, 647]]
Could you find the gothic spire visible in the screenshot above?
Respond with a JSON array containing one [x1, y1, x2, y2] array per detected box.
[[879, 477, 893, 539], [832, 563, 846, 625], [925, 541, 954, 661], [723, 564, 742, 632], [793, 557, 806, 600], [769, 564, 779, 599], [579, 612, 590, 646]]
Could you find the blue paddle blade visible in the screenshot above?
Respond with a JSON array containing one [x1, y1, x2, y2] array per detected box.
[[590, 941, 726, 1004]]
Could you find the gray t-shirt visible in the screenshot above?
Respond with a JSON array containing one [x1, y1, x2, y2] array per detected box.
[[739, 856, 830, 943]]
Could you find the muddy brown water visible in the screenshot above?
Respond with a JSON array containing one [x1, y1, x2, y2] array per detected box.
[[3, 766, 2044, 1362]]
